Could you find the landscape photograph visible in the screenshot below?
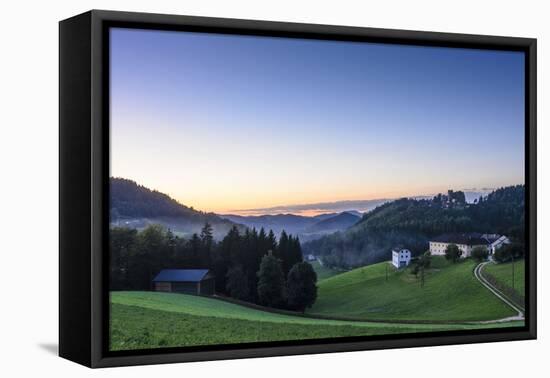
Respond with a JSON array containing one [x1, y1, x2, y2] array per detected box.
[[108, 27, 526, 351]]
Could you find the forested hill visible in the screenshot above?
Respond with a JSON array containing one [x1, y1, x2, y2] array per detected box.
[[304, 212, 361, 234], [303, 185, 524, 268], [111, 177, 197, 218], [110, 178, 239, 238], [355, 185, 524, 237]]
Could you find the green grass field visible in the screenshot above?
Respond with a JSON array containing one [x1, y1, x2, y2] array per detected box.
[[308, 257, 517, 322], [484, 259, 525, 298], [110, 291, 522, 351], [311, 260, 342, 281]]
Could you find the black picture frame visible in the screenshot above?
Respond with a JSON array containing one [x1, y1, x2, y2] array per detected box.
[[59, 9, 537, 368]]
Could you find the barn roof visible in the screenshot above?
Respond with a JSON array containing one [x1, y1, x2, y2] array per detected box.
[[153, 269, 210, 283]]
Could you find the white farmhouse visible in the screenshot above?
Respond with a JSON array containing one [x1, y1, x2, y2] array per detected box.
[[392, 248, 412, 268], [429, 233, 510, 258], [485, 234, 510, 254]]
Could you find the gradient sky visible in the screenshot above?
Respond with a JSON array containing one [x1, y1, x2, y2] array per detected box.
[[110, 28, 525, 215]]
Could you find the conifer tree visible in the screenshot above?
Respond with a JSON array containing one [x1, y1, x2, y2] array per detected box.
[[226, 264, 250, 301], [257, 253, 286, 308], [287, 262, 318, 312], [276, 230, 290, 274]]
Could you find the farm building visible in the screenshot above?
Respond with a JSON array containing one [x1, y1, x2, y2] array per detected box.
[[392, 248, 411, 268], [429, 233, 510, 257], [152, 269, 215, 295]]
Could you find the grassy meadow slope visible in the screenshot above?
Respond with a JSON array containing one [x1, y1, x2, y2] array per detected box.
[[311, 261, 342, 281], [110, 291, 521, 351], [484, 260, 525, 299], [309, 257, 517, 321]]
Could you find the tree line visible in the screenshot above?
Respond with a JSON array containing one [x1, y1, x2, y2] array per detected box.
[[110, 223, 317, 312]]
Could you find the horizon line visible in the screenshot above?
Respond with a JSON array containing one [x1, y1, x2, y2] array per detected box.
[[110, 176, 523, 217]]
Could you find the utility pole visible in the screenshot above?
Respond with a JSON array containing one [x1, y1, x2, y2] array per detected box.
[[386, 262, 388, 282], [511, 254, 515, 291]]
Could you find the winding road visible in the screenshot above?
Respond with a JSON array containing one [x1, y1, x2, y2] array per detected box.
[[473, 262, 524, 323]]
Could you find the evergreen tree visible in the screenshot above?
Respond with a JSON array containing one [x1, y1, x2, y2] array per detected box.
[[241, 228, 258, 301], [286, 262, 318, 312], [276, 232, 304, 276], [214, 225, 241, 293], [134, 224, 168, 289], [224, 226, 242, 263], [200, 222, 214, 266], [248, 228, 268, 302], [257, 253, 286, 308], [258, 228, 268, 257], [289, 235, 304, 270], [109, 227, 138, 290], [226, 265, 250, 301], [247, 227, 259, 268], [276, 231, 292, 275], [276, 230, 289, 259], [164, 228, 177, 264], [200, 222, 214, 249], [267, 229, 277, 253], [173, 235, 196, 268], [189, 233, 201, 262]]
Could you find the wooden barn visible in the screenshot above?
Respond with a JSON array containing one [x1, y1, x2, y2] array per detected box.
[[152, 269, 215, 296]]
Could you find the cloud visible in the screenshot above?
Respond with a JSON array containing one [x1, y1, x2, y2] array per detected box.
[[230, 198, 390, 216], [227, 187, 501, 216]]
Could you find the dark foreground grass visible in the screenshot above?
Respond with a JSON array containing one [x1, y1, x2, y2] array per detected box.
[[110, 303, 398, 350], [110, 292, 523, 351]]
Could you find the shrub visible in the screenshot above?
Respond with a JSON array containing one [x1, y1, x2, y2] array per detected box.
[[471, 246, 489, 262], [445, 244, 462, 263], [493, 242, 524, 263]]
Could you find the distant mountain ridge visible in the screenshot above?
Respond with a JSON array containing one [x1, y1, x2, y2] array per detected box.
[[304, 212, 361, 234], [220, 213, 323, 236], [110, 177, 364, 241], [220, 211, 363, 241]]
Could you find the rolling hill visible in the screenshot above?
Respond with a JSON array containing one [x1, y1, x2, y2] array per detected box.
[[110, 177, 241, 239], [304, 212, 360, 234], [110, 291, 521, 351], [310, 260, 343, 281], [308, 256, 517, 322]]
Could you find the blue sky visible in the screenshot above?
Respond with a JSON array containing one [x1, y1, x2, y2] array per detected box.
[[110, 28, 525, 214]]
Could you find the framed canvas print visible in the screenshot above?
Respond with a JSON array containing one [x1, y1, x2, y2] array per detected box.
[[59, 10, 537, 368]]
